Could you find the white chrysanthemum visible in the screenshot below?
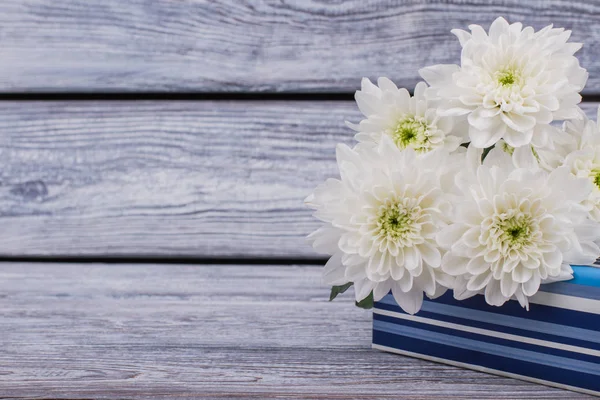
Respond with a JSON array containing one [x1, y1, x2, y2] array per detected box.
[[438, 149, 600, 309], [559, 107, 600, 222], [305, 138, 455, 314], [502, 106, 600, 223], [347, 78, 466, 153], [420, 17, 587, 149]]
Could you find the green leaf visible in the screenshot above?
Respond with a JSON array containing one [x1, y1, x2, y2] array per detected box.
[[329, 282, 353, 301], [481, 145, 495, 162], [355, 291, 374, 309]]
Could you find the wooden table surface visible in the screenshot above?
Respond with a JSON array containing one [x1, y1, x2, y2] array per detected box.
[[1, 263, 594, 399], [0, 1, 598, 398]]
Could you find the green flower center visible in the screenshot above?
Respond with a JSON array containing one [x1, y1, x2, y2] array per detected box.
[[377, 202, 418, 241], [493, 65, 523, 90], [507, 226, 525, 241], [591, 169, 600, 189], [498, 71, 516, 86], [392, 116, 430, 151], [498, 215, 533, 249]]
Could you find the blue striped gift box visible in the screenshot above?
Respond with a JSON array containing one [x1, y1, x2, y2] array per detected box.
[[372, 266, 600, 396]]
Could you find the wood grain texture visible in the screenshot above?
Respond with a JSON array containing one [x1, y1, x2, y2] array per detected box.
[[0, 100, 356, 258], [2, 101, 599, 258], [2, 0, 600, 93], [0, 262, 591, 399]]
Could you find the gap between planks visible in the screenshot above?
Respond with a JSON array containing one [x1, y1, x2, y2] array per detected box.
[[0, 256, 328, 265], [1, 93, 600, 103]]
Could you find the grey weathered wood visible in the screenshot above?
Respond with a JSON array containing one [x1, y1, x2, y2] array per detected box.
[[0, 101, 356, 258], [1, 101, 599, 258], [2, 1, 600, 93], [0, 263, 591, 399]]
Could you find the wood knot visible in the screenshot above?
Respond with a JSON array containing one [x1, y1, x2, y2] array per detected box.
[[10, 180, 48, 201]]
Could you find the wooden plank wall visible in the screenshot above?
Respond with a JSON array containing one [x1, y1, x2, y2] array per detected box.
[[2, 2, 600, 258], [0, 1, 598, 398], [0, 1, 600, 93]]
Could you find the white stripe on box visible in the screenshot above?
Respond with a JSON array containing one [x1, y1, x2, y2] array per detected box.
[[529, 291, 600, 314], [374, 308, 600, 358], [380, 295, 600, 343], [372, 343, 600, 397]]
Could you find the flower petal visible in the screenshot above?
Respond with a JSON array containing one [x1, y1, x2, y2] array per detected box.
[[467, 271, 492, 291], [418, 242, 441, 268], [522, 273, 541, 296], [484, 279, 507, 307], [373, 280, 392, 301], [354, 278, 375, 302], [323, 252, 348, 285], [391, 286, 424, 315], [513, 146, 538, 169], [451, 29, 471, 46], [500, 113, 536, 133], [419, 64, 459, 87], [404, 246, 420, 271], [441, 252, 469, 276], [500, 272, 519, 298], [466, 256, 489, 275], [437, 224, 469, 249]]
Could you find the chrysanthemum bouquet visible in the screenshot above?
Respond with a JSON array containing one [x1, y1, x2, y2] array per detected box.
[[306, 17, 600, 315]]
